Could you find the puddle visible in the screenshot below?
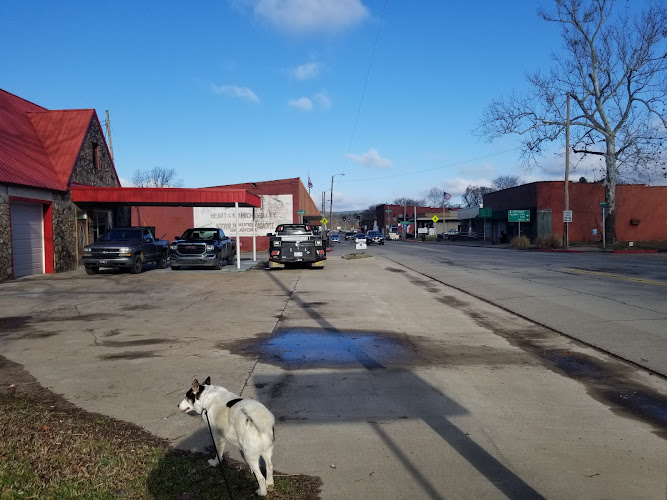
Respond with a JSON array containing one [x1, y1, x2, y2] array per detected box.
[[227, 328, 417, 370]]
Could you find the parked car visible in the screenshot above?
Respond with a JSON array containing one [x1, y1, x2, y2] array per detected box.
[[366, 230, 385, 245], [438, 229, 460, 241], [169, 228, 235, 270], [331, 233, 340, 243], [82, 227, 169, 274], [354, 233, 367, 244]]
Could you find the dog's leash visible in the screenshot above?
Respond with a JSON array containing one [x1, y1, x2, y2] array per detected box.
[[203, 409, 234, 499]]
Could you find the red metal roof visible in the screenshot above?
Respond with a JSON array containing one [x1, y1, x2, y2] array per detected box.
[[70, 186, 261, 207], [0, 89, 97, 191]]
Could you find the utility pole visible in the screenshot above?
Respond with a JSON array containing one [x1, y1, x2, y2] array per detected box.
[[105, 110, 114, 162], [564, 93, 570, 249], [329, 173, 344, 248]]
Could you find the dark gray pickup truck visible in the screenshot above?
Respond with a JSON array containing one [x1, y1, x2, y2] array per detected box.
[[169, 227, 235, 270], [82, 227, 169, 274], [267, 224, 326, 269]]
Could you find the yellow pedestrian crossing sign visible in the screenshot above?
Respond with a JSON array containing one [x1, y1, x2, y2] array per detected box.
[[321, 217, 328, 225], [432, 215, 439, 223]]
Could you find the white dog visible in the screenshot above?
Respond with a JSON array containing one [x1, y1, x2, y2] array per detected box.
[[179, 377, 275, 496]]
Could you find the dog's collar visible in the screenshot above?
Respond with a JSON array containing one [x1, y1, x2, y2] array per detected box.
[[226, 398, 243, 408]]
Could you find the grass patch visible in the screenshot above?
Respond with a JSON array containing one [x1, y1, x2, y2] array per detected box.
[[0, 356, 321, 499], [535, 234, 563, 249], [510, 235, 531, 247], [342, 253, 373, 260]]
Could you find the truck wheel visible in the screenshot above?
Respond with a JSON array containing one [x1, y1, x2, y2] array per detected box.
[[130, 254, 143, 274], [214, 254, 223, 270], [85, 267, 99, 275], [157, 252, 168, 269]]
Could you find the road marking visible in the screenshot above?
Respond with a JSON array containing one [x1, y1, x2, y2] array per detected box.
[[562, 268, 667, 287]]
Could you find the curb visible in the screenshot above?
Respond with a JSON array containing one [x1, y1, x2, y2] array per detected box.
[[612, 249, 659, 254]]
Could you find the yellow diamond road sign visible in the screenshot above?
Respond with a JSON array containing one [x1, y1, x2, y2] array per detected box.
[[321, 217, 328, 225], [432, 215, 439, 223]]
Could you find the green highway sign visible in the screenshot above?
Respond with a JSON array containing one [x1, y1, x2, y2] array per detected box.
[[478, 207, 492, 218], [508, 210, 530, 222]]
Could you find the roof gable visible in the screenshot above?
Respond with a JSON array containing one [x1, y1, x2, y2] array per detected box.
[[0, 89, 100, 191], [28, 109, 94, 188]]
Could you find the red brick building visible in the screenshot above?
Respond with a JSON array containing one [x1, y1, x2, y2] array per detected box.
[[482, 181, 667, 244]]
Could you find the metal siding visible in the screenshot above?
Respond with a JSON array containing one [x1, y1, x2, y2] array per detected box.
[[10, 202, 44, 277], [70, 186, 261, 207]]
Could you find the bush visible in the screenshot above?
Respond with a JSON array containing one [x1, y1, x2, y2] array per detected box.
[[535, 234, 563, 249], [510, 235, 531, 247]]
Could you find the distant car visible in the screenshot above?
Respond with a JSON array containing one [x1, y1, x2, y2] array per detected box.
[[366, 230, 385, 245], [437, 229, 460, 241], [354, 233, 367, 244], [345, 231, 356, 240], [331, 234, 340, 243]]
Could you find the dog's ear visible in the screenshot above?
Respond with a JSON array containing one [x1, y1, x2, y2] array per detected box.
[[192, 379, 200, 392], [204, 376, 211, 385]]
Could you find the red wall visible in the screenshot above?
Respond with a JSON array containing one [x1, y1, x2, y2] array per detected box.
[[130, 178, 322, 252], [539, 182, 667, 242]]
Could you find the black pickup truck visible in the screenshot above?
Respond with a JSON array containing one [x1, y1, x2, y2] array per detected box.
[[82, 227, 169, 274], [169, 227, 236, 270], [267, 224, 326, 269]]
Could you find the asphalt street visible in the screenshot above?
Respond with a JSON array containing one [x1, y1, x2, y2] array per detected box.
[[0, 251, 665, 499]]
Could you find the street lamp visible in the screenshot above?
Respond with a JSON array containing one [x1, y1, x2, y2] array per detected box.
[[328, 173, 345, 247]]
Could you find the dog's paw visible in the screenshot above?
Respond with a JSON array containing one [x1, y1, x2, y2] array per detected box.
[[208, 457, 220, 467]]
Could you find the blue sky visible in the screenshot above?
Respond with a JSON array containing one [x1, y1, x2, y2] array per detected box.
[[2, 1, 653, 210]]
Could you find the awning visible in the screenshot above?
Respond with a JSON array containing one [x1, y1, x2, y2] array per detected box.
[[70, 186, 261, 207]]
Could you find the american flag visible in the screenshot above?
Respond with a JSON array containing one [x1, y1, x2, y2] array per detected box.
[[308, 177, 313, 189], [443, 191, 451, 201]]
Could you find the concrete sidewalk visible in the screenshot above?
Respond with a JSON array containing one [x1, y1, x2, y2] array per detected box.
[[0, 256, 665, 499]]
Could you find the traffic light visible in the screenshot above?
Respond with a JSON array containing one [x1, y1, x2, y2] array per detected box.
[[342, 217, 346, 222]]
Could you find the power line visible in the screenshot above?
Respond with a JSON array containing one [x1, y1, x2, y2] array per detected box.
[[342, 0, 389, 175]]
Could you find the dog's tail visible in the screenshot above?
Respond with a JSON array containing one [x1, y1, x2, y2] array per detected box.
[[242, 407, 275, 443]]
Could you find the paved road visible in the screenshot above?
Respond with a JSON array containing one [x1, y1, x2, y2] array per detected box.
[[350, 239, 667, 376], [0, 254, 665, 499]]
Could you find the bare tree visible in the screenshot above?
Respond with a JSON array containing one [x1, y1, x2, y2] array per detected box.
[[476, 0, 667, 242], [462, 185, 493, 207], [132, 166, 183, 188], [492, 175, 522, 191], [393, 197, 426, 207], [425, 187, 449, 207]]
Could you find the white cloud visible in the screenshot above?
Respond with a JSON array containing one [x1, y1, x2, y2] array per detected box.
[[253, 0, 368, 35], [314, 91, 331, 110], [288, 92, 331, 111], [211, 83, 260, 103], [118, 177, 133, 187], [288, 97, 313, 111], [346, 148, 393, 168], [292, 62, 320, 80]]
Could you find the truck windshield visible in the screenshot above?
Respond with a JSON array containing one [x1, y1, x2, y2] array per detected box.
[[183, 229, 219, 240], [277, 225, 311, 235], [100, 229, 141, 242]]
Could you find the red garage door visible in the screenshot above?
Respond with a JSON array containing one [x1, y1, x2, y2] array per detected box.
[[10, 202, 44, 278]]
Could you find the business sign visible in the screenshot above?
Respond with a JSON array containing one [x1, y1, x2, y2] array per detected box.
[[563, 210, 573, 223], [478, 207, 492, 218], [356, 241, 367, 251], [508, 210, 530, 222], [194, 194, 293, 237]]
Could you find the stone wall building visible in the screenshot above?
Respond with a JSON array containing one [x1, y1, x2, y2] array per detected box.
[[0, 88, 122, 281]]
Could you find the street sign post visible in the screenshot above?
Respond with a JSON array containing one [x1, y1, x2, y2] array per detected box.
[[508, 210, 530, 236]]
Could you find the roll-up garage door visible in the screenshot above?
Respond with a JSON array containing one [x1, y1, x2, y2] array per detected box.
[[10, 202, 45, 278]]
